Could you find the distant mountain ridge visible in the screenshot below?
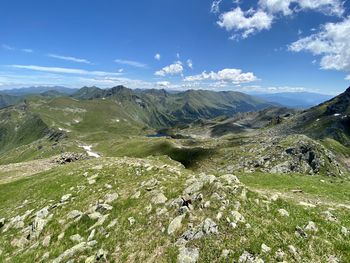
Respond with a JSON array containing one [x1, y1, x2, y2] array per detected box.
[[0, 86, 77, 96], [71, 85, 276, 127]]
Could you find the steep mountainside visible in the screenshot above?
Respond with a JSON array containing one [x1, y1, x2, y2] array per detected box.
[[290, 87, 350, 145], [0, 94, 23, 109]]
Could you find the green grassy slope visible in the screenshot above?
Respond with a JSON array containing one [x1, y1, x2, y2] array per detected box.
[[0, 157, 349, 262]]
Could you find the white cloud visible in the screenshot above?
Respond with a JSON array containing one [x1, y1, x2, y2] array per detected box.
[[156, 81, 170, 87], [289, 17, 350, 78], [155, 61, 184, 76], [211, 0, 223, 13], [187, 59, 193, 69], [114, 59, 147, 68], [176, 53, 180, 59], [217, 7, 274, 38], [184, 68, 258, 84], [48, 54, 92, 64], [259, 0, 344, 16], [215, 0, 344, 40], [154, 53, 161, 60], [10, 65, 122, 76]]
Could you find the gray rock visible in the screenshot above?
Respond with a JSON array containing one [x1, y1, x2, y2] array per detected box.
[[61, 194, 72, 203], [70, 234, 84, 243], [52, 242, 94, 263], [177, 247, 199, 263], [42, 235, 51, 247], [151, 192, 168, 204], [322, 211, 337, 222], [104, 193, 118, 204], [304, 221, 318, 232], [183, 181, 203, 195], [95, 204, 113, 214], [168, 215, 185, 235], [238, 251, 263, 263], [67, 210, 83, 220], [278, 209, 289, 217], [202, 218, 218, 235], [261, 243, 271, 253], [220, 174, 240, 185], [341, 226, 349, 236]]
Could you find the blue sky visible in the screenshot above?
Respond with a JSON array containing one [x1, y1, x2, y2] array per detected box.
[[1, 0, 350, 95]]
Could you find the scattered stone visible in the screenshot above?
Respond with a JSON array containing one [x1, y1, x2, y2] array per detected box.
[[11, 236, 29, 248], [67, 210, 83, 220], [220, 174, 240, 185], [328, 255, 340, 263], [88, 212, 102, 220], [261, 243, 271, 253], [183, 180, 203, 195], [52, 242, 94, 263], [95, 204, 113, 214], [131, 191, 141, 199], [96, 248, 108, 261], [104, 184, 112, 189], [107, 219, 118, 229], [104, 193, 118, 203], [177, 247, 199, 263], [288, 245, 300, 261], [168, 215, 185, 235], [202, 218, 218, 235], [151, 192, 168, 204], [278, 209, 289, 217], [304, 221, 318, 232], [42, 252, 50, 261], [238, 251, 263, 263], [61, 194, 72, 203], [88, 229, 96, 241], [299, 202, 316, 208], [231, 211, 245, 223], [295, 226, 308, 239], [128, 217, 136, 226], [275, 249, 285, 262], [322, 211, 337, 222], [89, 214, 109, 230], [220, 249, 231, 259], [70, 234, 84, 243], [341, 226, 348, 236], [42, 235, 51, 247], [58, 232, 65, 241]]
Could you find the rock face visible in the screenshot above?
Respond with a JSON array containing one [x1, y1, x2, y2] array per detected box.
[[54, 152, 87, 164]]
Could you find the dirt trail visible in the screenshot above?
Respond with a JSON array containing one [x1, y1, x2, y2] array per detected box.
[[0, 158, 59, 185], [252, 187, 350, 210]]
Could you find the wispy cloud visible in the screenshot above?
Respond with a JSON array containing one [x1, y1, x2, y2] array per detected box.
[[114, 59, 147, 68], [2, 44, 33, 53], [10, 65, 121, 76], [48, 53, 92, 64], [21, 48, 33, 53], [2, 44, 15, 50]]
